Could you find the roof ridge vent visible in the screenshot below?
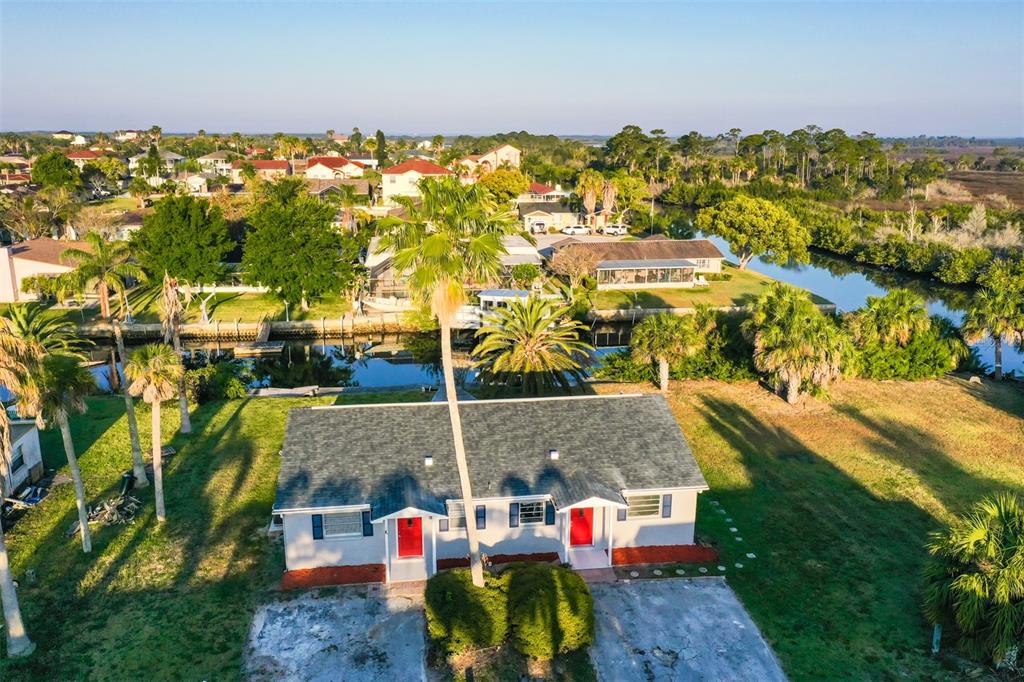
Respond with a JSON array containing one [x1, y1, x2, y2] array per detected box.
[[548, 448, 559, 461]]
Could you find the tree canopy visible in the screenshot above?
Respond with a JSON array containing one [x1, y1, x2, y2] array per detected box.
[[477, 168, 530, 204], [696, 195, 810, 269], [131, 195, 232, 284], [30, 151, 79, 188]]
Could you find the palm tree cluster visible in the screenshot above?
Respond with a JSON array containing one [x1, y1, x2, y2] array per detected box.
[[962, 258, 1024, 381], [58, 231, 143, 320], [743, 283, 851, 404], [923, 493, 1024, 667], [630, 307, 717, 394]]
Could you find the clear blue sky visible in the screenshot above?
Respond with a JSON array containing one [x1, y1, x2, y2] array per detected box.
[[1, 1, 1021, 137]]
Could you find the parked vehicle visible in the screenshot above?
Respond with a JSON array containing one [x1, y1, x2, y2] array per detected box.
[[561, 225, 590, 235], [530, 221, 547, 234], [600, 224, 629, 236]]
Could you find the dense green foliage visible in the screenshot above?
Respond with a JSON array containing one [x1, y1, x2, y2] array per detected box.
[[507, 563, 595, 660], [477, 168, 530, 203], [923, 493, 1024, 666], [132, 195, 232, 283], [695, 196, 810, 268], [184, 362, 249, 403], [30, 151, 79, 188], [424, 568, 510, 656]]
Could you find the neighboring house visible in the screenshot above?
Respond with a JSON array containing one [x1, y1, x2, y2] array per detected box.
[[330, 133, 350, 145], [500, 234, 543, 269], [113, 130, 143, 142], [273, 393, 709, 587], [517, 182, 571, 204], [128, 150, 184, 175], [197, 151, 233, 176], [230, 159, 291, 183], [65, 149, 101, 170], [180, 173, 213, 194], [305, 156, 365, 180], [4, 421, 44, 493], [0, 173, 31, 187], [0, 238, 85, 303], [456, 144, 522, 176], [115, 211, 145, 241], [547, 238, 725, 290], [380, 159, 452, 203], [519, 201, 580, 232], [51, 131, 74, 141], [307, 179, 374, 204], [70, 134, 88, 147], [347, 153, 378, 169]]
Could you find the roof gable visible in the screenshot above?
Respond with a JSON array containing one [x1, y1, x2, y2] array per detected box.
[[382, 159, 452, 176]]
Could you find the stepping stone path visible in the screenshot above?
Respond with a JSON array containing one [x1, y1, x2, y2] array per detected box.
[[698, 567, 708, 573], [630, 571, 640, 578], [652, 569, 663, 576], [735, 563, 744, 569], [710, 500, 720, 506], [729, 527, 738, 532], [746, 553, 757, 559], [725, 517, 733, 522], [675, 569, 685, 575], [735, 537, 743, 542], [717, 566, 727, 572]]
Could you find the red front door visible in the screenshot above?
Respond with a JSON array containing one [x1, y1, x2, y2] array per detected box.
[[570, 508, 593, 546], [397, 517, 423, 557]]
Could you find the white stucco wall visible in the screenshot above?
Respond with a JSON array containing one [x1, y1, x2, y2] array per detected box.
[[282, 511, 385, 570], [614, 488, 699, 547], [6, 422, 43, 492], [434, 497, 564, 561], [0, 250, 74, 303]]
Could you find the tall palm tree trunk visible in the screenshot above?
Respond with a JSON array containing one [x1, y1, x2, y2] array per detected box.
[[171, 330, 191, 434], [151, 402, 166, 522], [98, 283, 110, 319], [658, 357, 669, 394], [114, 323, 147, 487], [58, 410, 92, 553], [0, 415, 34, 657], [440, 321, 485, 587], [993, 334, 1003, 381], [784, 376, 801, 404]]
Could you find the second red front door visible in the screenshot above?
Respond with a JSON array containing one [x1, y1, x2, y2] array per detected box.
[[397, 517, 423, 557], [570, 508, 593, 546]]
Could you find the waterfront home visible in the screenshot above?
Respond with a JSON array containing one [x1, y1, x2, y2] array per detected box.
[[380, 159, 453, 203], [455, 143, 522, 176], [546, 237, 725, 289], [305, 156, 365, 180], [0, 237, 84, 303], [197, 150, 233, 176], [519, 201, 580, 233], [273, 393, 709, 587], [3, 420, 43, 493], [230, 159, 290, 183]]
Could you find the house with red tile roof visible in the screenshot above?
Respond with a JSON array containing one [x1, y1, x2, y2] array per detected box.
[[381, 159, 453, 203], [231, 159, 291, 183], [66, 149, 102, 169], [305, 156, 365, 180]]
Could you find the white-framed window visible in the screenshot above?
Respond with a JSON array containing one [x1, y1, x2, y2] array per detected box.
[[10, 446, 24, 472], [519, 501, 545, 525], [322, 511, 363, 537], [625, 494, 662, 518], [446, 501, 467, 530]]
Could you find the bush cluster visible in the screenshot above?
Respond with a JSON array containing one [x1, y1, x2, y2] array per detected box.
[[184, 362, 249, 403], [424, 564, 594, 661]]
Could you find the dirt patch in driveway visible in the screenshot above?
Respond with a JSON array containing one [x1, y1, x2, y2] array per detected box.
[[589, 577, 786, 681], [243, 586, 426, 682]]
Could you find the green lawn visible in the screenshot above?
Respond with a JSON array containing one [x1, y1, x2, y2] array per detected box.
[[87, 196, 139, 212], [596, 377, 1024, 679], [591, 264, 830, 310], [2, 391, 427, 681]]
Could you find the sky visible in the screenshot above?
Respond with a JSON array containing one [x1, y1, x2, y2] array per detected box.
[[1, 1, 1022, 137]]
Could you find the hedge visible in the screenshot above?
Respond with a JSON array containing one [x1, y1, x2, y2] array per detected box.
[[507, 563, 595, 660], [424, 569, 509, 656]]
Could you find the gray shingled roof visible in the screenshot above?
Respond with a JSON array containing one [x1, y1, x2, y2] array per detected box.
[[274, 394, 706, 517], [550, 238, 724, 261]]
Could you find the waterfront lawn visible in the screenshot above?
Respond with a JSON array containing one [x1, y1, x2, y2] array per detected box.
[[1, 391, 427, 681], [591, 264, 830, 310], [594, 377, 1024, 679]]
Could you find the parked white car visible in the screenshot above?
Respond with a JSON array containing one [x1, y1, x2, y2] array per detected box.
[[530, 221, 547, 234], [600, 224, 629, 236], [561, 225, 590, 235]]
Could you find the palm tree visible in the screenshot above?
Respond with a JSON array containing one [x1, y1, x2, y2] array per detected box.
[[961, 289, 1024, 381], [160, 274, 191, 434], [847, 289, 931, 348], [4, 303, 92, 356], [125, 344, 182, 522], [376, 176, 519, 588], [743, 283, 850, 404], [60, 232, 143, 319], [472, 298, 594, 395], [630, 308, 715, 393], [114, 320, 147, 487], [575, 169, 603, 226], [0, 322, 36, 656], [22, 353, 96, 552], [128, 177, 151, 209], [923, 493, 1024, 666]]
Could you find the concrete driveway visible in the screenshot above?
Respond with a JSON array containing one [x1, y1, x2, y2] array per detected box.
[[243, 586, 426, 682], [589, 578, 786, 681]]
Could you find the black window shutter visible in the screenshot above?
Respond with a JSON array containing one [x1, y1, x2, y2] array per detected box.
[[311, 514, 324, 540], [544, 501, 555, 525], [361, 510, 373, 536], [662, 494, 673, 518], [509, 502, 520, 528], [476, 505, 486, 530], [617, 508, 627, 522], [439, 518, 449, 532]]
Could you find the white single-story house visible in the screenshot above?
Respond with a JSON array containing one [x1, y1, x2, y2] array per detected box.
[[381, 159, 453, 204], [4, 421, 44, 493], [519, 201, 580, 232], [273, 394, 710, 587], [305, 155, 365, 180], [547, 237, 725, 290], [0, 238, 85, 303]]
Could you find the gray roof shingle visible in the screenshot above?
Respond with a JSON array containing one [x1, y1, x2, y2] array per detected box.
[[274, 394, 706, 517]]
